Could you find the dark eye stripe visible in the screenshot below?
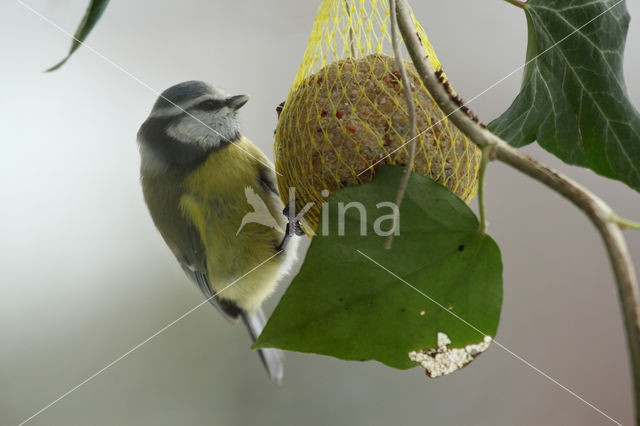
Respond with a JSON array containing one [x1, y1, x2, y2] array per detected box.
[[197, 99, 225, 111]]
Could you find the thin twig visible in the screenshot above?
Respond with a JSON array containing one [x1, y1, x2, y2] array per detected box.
[[344, 0, 356, 58], [395, 0, 640, 422], [385, 0, 418, 250], [611, 214, 640, 231]]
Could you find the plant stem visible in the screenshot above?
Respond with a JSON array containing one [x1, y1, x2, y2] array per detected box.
[[344, 0, 356, 58], [504, 0, 528, 9], [478, 146, 492, 235], [395, 0, 640, 422], [611, 214, 640, 231], [385, 0, 418, 250]]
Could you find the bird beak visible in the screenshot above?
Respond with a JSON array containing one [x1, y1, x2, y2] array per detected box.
[[226, 94, 250, 110]]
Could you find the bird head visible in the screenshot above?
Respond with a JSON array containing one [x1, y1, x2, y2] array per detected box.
[[137, 81, 249, 173]]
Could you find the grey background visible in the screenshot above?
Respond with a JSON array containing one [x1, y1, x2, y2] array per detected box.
[[1, 0, 639, 425]]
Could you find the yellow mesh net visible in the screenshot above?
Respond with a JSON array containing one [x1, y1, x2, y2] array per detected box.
[[275, 0, 481, 233]]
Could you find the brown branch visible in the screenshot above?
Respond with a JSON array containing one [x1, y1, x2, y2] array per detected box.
[[395, 0, 640, 422]]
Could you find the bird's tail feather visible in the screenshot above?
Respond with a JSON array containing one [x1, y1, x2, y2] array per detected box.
[[242, 308, 284, 384]]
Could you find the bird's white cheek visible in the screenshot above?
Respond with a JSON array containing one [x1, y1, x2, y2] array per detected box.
[[166, 112, 238, 149], [166, 116, 215, 147]]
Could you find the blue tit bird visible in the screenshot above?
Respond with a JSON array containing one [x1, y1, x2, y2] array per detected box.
[[137, 81, 300, 383]]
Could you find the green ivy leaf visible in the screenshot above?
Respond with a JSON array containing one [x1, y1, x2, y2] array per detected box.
[[489, 0, 640, 192], [255, 166, 503, 372], [46, 0, 110, 72]]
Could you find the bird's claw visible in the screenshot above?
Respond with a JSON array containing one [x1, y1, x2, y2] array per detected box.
[[276, 101, 285, 119], [282, 203, 305, 236], [274, 101, 286, 136], [278, 201, 306, 251]]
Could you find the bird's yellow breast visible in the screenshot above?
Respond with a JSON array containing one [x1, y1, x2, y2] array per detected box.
[[179, 137, 286, 312], [184, 137, 264, 197]]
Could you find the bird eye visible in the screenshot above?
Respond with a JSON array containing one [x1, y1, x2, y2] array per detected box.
[[197, 99, 224, 111]]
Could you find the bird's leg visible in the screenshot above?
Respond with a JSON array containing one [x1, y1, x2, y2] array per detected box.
[[278, 223, 294, 252], [275, 104, 310, 252], [278, 200, 307, 251]]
